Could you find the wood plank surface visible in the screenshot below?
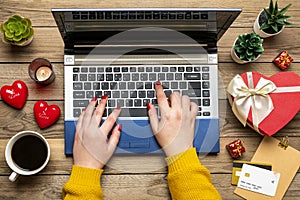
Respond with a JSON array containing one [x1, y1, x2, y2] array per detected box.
[[0, 0, 300, 199]]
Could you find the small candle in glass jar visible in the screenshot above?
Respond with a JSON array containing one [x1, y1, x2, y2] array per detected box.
[[36, 66, 52, 81], [28, 58, 55, 85]]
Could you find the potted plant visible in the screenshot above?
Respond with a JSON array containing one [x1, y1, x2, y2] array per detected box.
[[0, 14, 34, 46], [253, 0, 293, 38], [231, 32, 264, 64]]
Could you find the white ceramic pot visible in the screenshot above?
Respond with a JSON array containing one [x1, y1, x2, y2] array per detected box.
[[231, 38, 262, 64], [253, 9, 285, 38]]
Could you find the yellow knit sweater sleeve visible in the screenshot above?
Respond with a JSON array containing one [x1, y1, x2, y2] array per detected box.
[[62, 165, 103, 200], [165, 148, 222, 200]]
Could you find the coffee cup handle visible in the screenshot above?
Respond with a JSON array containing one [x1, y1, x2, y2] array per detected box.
[[9, 172, 19, 182]]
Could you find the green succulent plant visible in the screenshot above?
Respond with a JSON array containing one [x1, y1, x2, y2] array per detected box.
[[234, 32, 264, 61], [0, 14, 34, 46], [260, 0, 293, 33]]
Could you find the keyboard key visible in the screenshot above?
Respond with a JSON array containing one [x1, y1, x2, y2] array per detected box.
[[108, 99, 116, 107], [93, 82, 100, 90], [149, 73, 157, 81], [95, 91, 102, 98], [202, 73, 209, 80], [86, 91, 94, 98], [138, 67, 144, 72], [103, 91, 111, 98], [130, 91, 137, 98], [106, 74, 113, 81], [114, 74, 122, 81], [73, 82, 83, 90], [203, 99, 210, 106], [105, 67, 112, 72], [128, 82, 135, 89], [166, 73, 174, 80], [101, 82, 109, 90], [188, 82, 201, 89], [97, 74, 104, 81], [162, 82, 169, 89], [145, 82, 152, 89], [140, 73, 148, 81], [113, 67, 120, 72], [73, 74, 78, 81], [138, 91, 146, 98], [158, 73, 165, 80], [130, 67, 136, 72], [136, 82, 144, 89], [202, 81, 210, 89], [119, 82, 126, 90], [147, 90, 155, 98], [80, 74, 87, 81], [89, 67, 96, 72], [203, 112, 211, 116], [184, 73, 200, 80], [170, 67, 176, 72], [203, 90, 210, 97], [186, 67, 193, 72], [117, 99, 124, 107], [182, 89, 201, 97], [134, 99, 142, 107], [73, 91, 85, 99], [175, 73, 182, 80], [126, 99, 133, 107], [132, 73, 139, 81], [81, 67, 88, 72], [165, 90, 172, 97], [110, 82, 118, 90], [146, 67, 152, 72], [123, 74, 130, 81], [152, 99, 158, 105], [97, 67, 104, 72], [194, 66, 201, 72], [190, 98, 201, 106], [162, 67, 168, 72], [119, 108, 148, 117], [88, 74, 96, 81], [178, 67, 184, 72], [122, 67, 128, 72], [179, 82, 187, 89], [84, 82, 91, 90], [73, 109, 81, 117], [121, 91, 128, 98], [171, 82, 178, 89], [73, 68, 79, 73], [74, 100, 89, 107], [154, 67, 160, 72], [112, 91, 120, 98], [202, 66, 209, 71]]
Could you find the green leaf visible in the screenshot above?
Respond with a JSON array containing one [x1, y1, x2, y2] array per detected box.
[[271, 23, 278, 32], [269, 0, 274, 13], [279, 4, 292, 15]]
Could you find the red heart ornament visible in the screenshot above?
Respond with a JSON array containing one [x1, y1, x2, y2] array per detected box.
[[0, 80, 28, 109], [228, 72, 300, 136], [34, 100, 61, 129]]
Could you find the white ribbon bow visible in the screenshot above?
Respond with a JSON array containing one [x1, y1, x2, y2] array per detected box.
[[227, 73, 276, 132]]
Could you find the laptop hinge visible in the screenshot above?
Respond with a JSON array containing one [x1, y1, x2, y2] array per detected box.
[[207, 43, 217, 53]]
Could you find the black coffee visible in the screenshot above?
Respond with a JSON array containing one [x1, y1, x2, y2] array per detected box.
[[11, 135, 48, 171]]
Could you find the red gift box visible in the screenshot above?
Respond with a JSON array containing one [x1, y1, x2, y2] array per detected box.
[[227, 72, 300, 136], [273, 51, 293, 70], [226, 139, 245, 159]]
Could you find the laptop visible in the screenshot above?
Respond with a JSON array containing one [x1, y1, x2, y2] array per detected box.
[[51, 8, 241, 155]]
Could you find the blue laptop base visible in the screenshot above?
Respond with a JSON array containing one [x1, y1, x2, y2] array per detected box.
[[65, 118, 219, 155]]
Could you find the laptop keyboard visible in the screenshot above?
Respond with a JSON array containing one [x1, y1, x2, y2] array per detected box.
[[72, 65, 212, 118]]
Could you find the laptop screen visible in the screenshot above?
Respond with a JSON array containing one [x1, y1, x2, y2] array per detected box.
[[52, 8, 241, 47]]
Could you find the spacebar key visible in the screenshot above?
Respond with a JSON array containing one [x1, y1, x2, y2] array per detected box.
[[119, 108, 148, 117]]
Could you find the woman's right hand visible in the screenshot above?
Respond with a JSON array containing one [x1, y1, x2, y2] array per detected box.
[[147, 81, 199, 157]]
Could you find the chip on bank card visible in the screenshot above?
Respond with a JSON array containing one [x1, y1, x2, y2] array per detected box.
[[237, 164, 280, 197], [232, 160, 272, 185]]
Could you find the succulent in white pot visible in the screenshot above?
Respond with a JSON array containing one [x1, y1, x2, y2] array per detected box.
[[0, 14, 34, 46], [253, 0, 293, 38], [231, 32, 264, 64]]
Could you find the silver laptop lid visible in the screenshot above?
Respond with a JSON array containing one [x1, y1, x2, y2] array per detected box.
[[52, 8, 241, 50]]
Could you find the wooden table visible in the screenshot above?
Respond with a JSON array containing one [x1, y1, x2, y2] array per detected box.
[[1, 0, 299, 199]]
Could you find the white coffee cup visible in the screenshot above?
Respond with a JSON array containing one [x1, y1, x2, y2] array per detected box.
[[5, 131, 50, 182]]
